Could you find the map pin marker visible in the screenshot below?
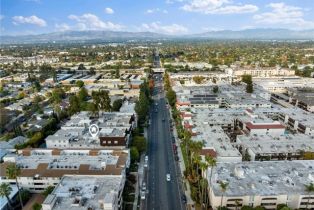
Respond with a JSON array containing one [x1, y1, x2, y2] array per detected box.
[[89, 124, 99, 138]]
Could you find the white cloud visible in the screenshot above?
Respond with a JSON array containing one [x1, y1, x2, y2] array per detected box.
[[55, 23, 70, 31], [12, 15, 47, 27], [145, 8, 168, 14], [253, 2, 314, 29], [181, 0, 258, 14], [140, 22, 188, 34], [105, 7, 114, 14], [68, 13, 123, 30], [0, 15, 4, 21]]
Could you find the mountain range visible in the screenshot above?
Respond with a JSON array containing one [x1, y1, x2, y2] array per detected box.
[[1, 29, 314, 44]]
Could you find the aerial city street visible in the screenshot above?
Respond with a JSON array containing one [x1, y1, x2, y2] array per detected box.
[[1, 0, 314, 210]]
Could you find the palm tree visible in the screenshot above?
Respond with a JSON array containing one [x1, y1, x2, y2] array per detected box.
[[0, 182, 13, 210], [235, 200, 240, 210], [206, 156, 217, 188], [6, 163, 24, 208], [182, 130, 191, 165], [304, 183, 314, 209], [193, 155, 202, 202], [219, 181, 229, 209]]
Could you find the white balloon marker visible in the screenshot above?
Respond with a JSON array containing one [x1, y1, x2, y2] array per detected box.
[[89, 124, 99, 138]]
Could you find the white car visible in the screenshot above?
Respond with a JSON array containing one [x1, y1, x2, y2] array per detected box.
[[166, 174, 171, 181], [142, 182, 146, 191], [140, 190, 146, 200]]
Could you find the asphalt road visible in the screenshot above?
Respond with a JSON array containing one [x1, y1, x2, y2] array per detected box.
[[144, 74, 185, 210]]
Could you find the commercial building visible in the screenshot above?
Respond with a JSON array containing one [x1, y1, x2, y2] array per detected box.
[[208, 160, 314, 210]]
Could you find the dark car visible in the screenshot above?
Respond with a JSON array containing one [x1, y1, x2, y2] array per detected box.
[[181, 195, 187, 203], [175, 156, 179, 161]]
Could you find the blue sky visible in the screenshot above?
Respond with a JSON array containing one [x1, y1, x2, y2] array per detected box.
[[1, 0, 314, 35]]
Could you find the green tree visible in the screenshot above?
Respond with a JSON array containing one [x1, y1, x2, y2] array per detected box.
[[6, 163, 23, 208], [246, 83, 253, 93], [242, 75, 252, 84], [135, 89, 149, 123], [166, 89, 177, 107], [51, 88, 65, 104], [219, 181, 229, 209], [112, 99, 123, 111], [78, 63, 86, 70], [28, 132, 44, 146], [0, 182, 13, 210], [87, 102, 99, 117], [33, 80, 41, 92], [92, 90, 111, 111], [206, 156, 217, 189], [304, 183, 314, 209], [193, 76, 205, 84], [213, 86, 219, 93], [78, 87, 88, 102], [32, 203, 42, 210], [132, 136, 147, 154], [42, 186, 55, 197], [69, 95, 80, 115], [130, 147, 139, 163], [76, 80, 84, 88], [241, 206, 254, 210]]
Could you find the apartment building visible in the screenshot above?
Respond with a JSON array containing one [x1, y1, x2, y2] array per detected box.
[[254, 77, 314, 93], [236, 133, 314, 161], [227, 67, 295, 78], [208, 161, 314, 210], [42, 175, 124, 210], [46, 111, 136, 149], [0, 149, 130, 193], [288, 88, 314, 112]]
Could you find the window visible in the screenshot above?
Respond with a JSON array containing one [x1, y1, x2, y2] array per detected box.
[[114, 141, 118, 144]]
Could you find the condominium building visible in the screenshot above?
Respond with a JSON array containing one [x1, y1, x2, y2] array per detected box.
[[0, 149, 130, 193], [208, 161, 314, 210], [42, 175, 124, 210], [46, 111, 136, 149], [227, 67, 295, 78], [235, 133, 314, 161]]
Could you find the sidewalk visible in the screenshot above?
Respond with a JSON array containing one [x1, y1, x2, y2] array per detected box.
[[134, 154, 145, 210], [168, 107, 195, 210]]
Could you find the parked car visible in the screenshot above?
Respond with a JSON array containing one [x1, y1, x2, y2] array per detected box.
[[166, 173, 171, 181], [141, 190, 146, 200], [182, 195, 187, 203]]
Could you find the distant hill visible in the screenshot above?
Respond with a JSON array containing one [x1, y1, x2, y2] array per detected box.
[[190, 28, 314, 40], [0, 31, 169, 44], [1, 29, 313, 44]]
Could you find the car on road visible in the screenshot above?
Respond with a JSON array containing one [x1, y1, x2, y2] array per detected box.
[[155, 109, 158, 113], [162, 118, 165, 122], [182, 195, 187, 203], [140, 190, 146, 200], [166, 173, 171, 181], [175, 156, 179, 161], [142, 182, 146, 191]]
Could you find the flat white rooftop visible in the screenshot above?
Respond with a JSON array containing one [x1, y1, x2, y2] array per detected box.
[[211, 160, 314, 196], [236, 133, 314, 154], [43, 175, 122, 210]]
